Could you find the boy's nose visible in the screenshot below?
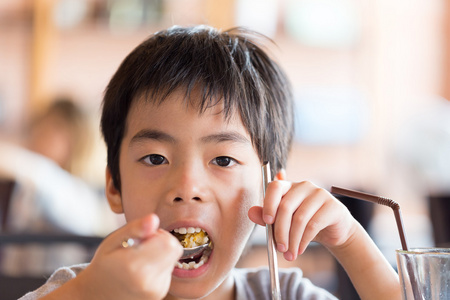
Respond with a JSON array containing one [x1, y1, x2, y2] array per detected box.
[[166, 163, 206, 204]]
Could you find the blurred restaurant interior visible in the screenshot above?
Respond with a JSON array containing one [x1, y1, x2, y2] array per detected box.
[[0, 0, 450, 299]]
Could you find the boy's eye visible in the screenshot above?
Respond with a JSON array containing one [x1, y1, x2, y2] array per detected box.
[[142, 154, 167, 166], [212, 156, 237, 167]]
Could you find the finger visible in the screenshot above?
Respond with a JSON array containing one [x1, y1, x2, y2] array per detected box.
[[262, 180, 292, 224], [272, 184, 307, 254], [114, 228, 182, 298], [140, 230, 183, 296], [286, 191, 326, 260], [136, 228, 183, 265], [297, 201, 335, 256], [248, 206, 266, 226], [141, 214, 160, 237], [100, 214, 160, 253]]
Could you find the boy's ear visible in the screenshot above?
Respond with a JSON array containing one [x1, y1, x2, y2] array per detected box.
[[274, 169, 286, 181], [105, 167, 124, 213]]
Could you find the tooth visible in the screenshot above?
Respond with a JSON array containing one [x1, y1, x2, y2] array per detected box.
[[195, 261, 203, 269], [176, 249, 212, 270], [173, 228, 179, 233], [187, 227, 195, 233], [195, 227, 201, 233], [178, 228, 187, 234]]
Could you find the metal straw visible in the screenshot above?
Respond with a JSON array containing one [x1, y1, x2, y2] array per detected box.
[[262, 163, 281, 300]]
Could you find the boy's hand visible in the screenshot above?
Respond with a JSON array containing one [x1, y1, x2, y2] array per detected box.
[[73, 214, 182, 300], [248, 180, 357, 261]]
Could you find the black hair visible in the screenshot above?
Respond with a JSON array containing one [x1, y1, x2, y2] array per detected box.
[[101, 25, 294, 191]]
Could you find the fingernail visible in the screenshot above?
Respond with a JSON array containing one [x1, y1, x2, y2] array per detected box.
[[284, 251, 294, 261], [277, 243, 286, 252], [298, 247, 305, 255], [263, 214, 274, 224]]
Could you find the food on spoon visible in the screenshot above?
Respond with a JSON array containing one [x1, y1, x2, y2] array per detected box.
[[172, 227, 209, 248], [172, 227, 213, 270]]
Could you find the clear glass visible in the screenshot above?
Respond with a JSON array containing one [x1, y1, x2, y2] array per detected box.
[[396, 248, 450, 300]]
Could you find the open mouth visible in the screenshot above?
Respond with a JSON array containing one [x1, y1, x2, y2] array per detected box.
[[171, 227, 213, 270]]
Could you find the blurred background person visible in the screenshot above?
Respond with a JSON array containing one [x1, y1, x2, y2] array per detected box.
[[25, 97, 89, 175], [0, 96, 120, 277]]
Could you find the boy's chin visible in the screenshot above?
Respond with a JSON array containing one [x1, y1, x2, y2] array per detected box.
[[168, 286, 211, 300], [169, 254, 235, 300], [168, 280, 219, 300]]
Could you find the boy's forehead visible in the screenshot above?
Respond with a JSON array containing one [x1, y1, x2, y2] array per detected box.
[[130, 88, 239, 119], [124, 90, 245, 133]]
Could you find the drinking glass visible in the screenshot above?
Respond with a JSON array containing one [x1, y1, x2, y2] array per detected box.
[[396, 248, 450, 300]]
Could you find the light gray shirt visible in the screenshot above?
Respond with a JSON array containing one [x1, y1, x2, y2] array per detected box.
[[232, 267, 337, 300], [19, 264, 338, 299]]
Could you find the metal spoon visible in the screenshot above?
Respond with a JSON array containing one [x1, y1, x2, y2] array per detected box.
[[180, 242, 211, 260]]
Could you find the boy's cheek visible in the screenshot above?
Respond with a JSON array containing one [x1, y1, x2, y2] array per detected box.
[[234, 189, 261, 226]]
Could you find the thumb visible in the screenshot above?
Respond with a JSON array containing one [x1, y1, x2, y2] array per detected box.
[[248, 206, 266, 226], [100, 214, 160, 252]]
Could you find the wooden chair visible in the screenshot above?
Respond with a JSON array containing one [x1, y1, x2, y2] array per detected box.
[[0, 178, 15, 231], [0, 234, 103, 300], [0, 178, 103, 299], [428, 194, 450, 247]]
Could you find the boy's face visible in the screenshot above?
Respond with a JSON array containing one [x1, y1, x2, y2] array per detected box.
[[106, 89, 263, 299]]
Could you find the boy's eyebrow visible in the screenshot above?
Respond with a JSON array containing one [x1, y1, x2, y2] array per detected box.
[[201, 132, 250, 144], [130, 129, 176, 145], [129, 129, 250, 146]]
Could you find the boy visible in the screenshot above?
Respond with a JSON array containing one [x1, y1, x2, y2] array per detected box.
[[21, 25, 400, 300]]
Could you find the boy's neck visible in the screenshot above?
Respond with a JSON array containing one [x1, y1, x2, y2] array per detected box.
[[164, 274, 235, 300]]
